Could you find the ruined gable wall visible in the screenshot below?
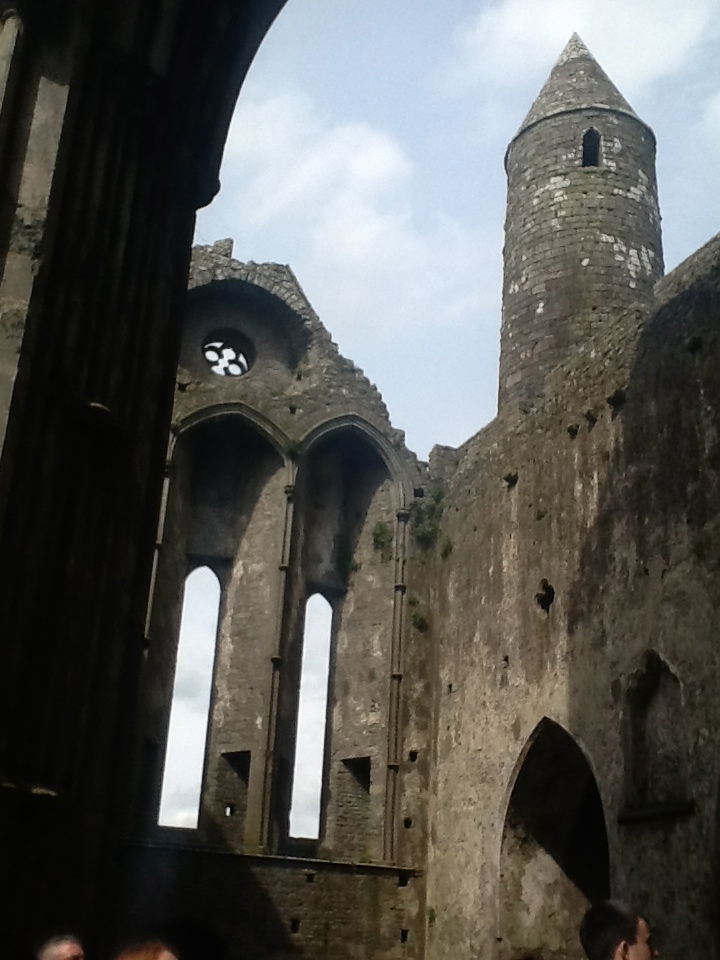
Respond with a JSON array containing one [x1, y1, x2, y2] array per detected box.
[[426, 245, 720, 960], [180, 242, 408, 448], [123, 242, 433, 960]]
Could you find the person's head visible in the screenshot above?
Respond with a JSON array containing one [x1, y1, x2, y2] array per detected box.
[[580, 901, 658, 960], [114, 941, 178, 960], [38, 935, 84, 960]]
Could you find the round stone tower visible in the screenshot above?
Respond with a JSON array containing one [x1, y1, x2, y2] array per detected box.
[[498, 34, 664, 409]]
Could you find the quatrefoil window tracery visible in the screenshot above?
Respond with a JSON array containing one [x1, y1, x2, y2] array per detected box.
[[202, 337, 250, 377]]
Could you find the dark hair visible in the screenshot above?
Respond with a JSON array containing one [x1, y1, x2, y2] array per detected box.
[[579, 901, 642, 960]]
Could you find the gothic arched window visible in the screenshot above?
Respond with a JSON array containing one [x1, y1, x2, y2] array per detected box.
[[582, 127, 601, 167], [158, 566, 220, 827], [289, 593, 333, 839]]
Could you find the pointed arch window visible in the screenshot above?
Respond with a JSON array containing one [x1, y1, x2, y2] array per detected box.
[[289, 593, 333, 838], [582, 127, 601, 167], [158, 566, 220, 827]]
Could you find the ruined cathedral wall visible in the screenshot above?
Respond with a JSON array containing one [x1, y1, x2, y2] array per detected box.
[[655, 230, 720, 306], [126, 242, 431, 960], [179, 242, 410, 451], [426, 250, 720, 960]]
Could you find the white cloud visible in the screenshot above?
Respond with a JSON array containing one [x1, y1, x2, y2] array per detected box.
[[159, 784, 204, 828], [158, 697, 208, 827], [204, 84, 496, 339], [445, 0, 719, 98], [229, 101, 409, 239], [220, 87, 415, 272], [702, 89, 720, 156]]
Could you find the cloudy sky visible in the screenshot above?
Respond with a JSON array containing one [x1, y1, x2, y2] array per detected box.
[[163, 0, 720, 830], [196, 0, 720, 460]]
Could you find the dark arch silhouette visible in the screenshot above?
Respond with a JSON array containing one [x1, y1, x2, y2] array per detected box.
[[0, 3, 290, 953], [300, 413, 413, 508], [499, 718, 610, 959]]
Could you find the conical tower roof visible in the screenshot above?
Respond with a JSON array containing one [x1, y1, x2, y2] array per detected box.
[[514, 34, 645, 138]]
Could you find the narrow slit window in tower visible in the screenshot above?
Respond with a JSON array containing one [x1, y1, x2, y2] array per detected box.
[[289, 593, 333, 838], [582, 128, 601, 167], [158, 566, 220, 827]]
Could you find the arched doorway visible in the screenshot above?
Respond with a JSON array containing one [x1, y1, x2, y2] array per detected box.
[[499, 719, 610, 960]]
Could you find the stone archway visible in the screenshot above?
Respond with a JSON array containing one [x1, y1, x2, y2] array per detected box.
[[499, 719, 610, 960]]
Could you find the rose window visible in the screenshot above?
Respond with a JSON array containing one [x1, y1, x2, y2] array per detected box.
[[202, 337, 250, 377]]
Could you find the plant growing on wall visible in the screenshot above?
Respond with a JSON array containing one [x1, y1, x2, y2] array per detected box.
[[372, 520, 393, 560], [284, 438, 301, 460], [411, 609, 430, 632], [335, 535, 360, 577], [410, 483, 445, 549]]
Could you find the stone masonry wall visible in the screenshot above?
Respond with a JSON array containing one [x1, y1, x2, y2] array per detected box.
[[427, 240, 720, 960], [117, 841, 422, 960], [120, 241, 431, 960]]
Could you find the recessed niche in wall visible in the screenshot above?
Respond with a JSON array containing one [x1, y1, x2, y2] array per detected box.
[[331, 756, 371, 859], [622, 649, 691, 816], [216, 751, 251, 836], [202, 328, 255, 377]]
